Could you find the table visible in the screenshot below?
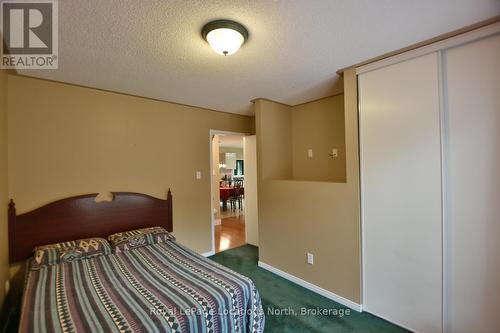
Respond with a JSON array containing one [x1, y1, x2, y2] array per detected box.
[[219, 187, 244, 211]]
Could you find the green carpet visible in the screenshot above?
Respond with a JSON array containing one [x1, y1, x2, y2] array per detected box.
[[210, 245, 409, 333]]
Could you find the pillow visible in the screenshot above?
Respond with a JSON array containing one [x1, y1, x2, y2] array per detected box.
[[31, 237, 112, 270], [108, 226, 174, 253]]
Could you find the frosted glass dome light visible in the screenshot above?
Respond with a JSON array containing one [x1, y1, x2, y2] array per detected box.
[[202, 20, 249, 56]]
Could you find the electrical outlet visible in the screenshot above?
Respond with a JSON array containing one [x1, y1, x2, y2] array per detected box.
[[307, 253, 314, 265], [196, 171, 202, 179], [307, 149, 313, 158]]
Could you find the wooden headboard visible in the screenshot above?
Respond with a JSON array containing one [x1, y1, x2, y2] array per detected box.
[[8, 190, 173, 263]]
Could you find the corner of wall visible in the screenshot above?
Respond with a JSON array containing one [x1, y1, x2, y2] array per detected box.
[[254, 99, 293, 180], [255, 83, 362, 304], [290, 95, 347, 182]]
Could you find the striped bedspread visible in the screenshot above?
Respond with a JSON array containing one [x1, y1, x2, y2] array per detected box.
[[20, 241, 265, 333]]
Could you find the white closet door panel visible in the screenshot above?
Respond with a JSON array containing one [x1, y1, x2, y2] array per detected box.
[[445, 33, 500, 333], [359, 53, 442, 333]]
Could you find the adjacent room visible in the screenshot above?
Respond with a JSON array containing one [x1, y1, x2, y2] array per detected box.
[[0, 1, 499, 333], [213, 134, 248, 253]]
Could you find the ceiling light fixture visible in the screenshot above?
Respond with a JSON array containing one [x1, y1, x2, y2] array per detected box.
[[202, 20, 248, 56]]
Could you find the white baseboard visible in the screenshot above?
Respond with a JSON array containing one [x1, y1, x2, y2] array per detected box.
[[258, 261, 362, 312], [201, 250, 215, 257]]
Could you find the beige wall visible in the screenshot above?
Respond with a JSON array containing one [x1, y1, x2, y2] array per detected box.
[[243, 135, 258, 246], [292, 95, 346, 182], [255, 71, 361, 303], [7, 75, 254, 256], [0, 68, 9, 312], [255, 95, 346, 182], [255, 101, 293, 180]]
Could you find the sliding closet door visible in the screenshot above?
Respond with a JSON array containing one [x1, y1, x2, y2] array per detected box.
[[359, 53, 442, 333], [444, 33, 500, 333]]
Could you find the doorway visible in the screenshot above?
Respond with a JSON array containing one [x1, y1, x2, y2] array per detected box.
[[209, 130, 258, 254]]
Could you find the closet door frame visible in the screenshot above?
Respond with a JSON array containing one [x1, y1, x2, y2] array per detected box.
[[355, 22, 500, 76], [356, 21, 500, 333]]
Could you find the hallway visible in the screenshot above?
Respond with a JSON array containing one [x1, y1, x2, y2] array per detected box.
[[215, 214, 246, 253]]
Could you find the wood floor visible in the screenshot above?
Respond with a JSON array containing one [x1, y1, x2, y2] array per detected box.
[[215, 215, 246, 253]]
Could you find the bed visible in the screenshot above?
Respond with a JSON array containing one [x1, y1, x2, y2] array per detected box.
[[8, 191, 265, 333]]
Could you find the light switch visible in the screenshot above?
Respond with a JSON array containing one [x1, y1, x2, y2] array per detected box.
[[331, 149, 338, 158], [307, 149, 313, 158], [307, 253, 314, 265], [196, 171, 202, 179]]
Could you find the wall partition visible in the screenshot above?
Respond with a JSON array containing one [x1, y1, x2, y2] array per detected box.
[[358, 22, 500, 333]]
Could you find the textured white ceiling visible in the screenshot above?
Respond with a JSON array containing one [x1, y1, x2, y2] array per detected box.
[[19, 0, 500, 115]]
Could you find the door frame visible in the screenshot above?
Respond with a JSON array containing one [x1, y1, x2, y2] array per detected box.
[[208, 129, 248, 256]]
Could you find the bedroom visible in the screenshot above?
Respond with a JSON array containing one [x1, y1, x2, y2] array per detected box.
[[1, 1, 500, 333]]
